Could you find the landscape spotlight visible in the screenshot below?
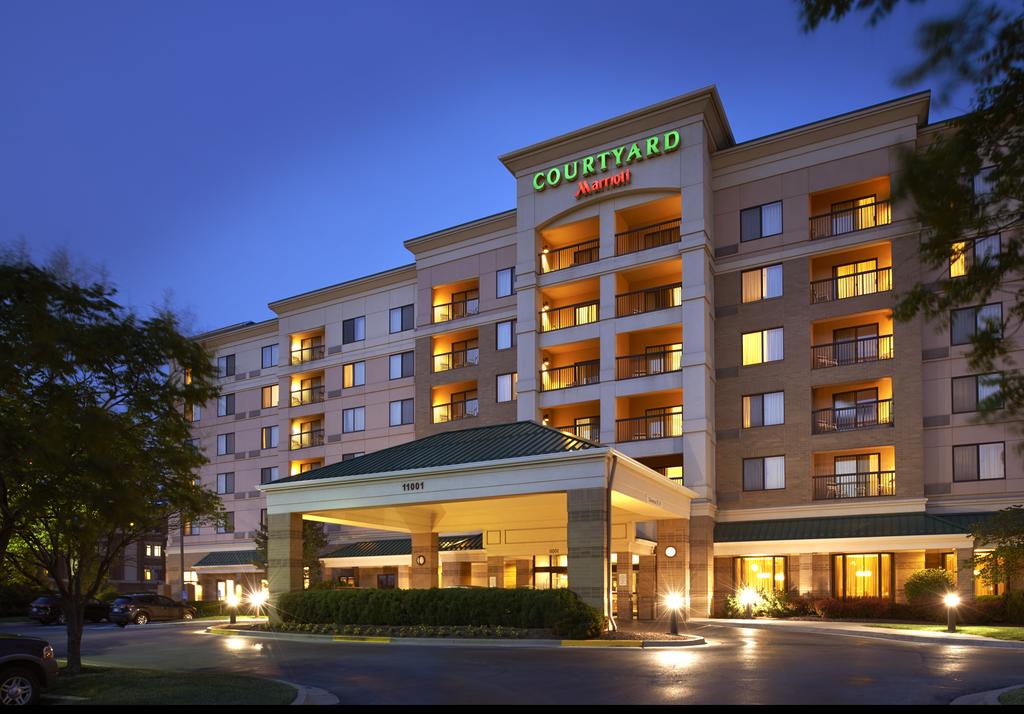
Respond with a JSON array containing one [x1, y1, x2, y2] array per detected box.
[[944, 592, 960, 633], [248, 589, 269, 614], [226, 592, 240, 625], [664, 592, 684, 636], [737, 587, 761, 619]]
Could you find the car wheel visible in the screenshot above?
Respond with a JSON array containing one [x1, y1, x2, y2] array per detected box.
[[0, 667, 40, 706], [182, 611, 193, 621], [133, 612, 149, 625]]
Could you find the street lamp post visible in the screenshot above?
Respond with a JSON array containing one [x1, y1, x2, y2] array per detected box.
[[944, 592, 960, 633], [226, 592, 239, 625], [664, 593, 683, 636]]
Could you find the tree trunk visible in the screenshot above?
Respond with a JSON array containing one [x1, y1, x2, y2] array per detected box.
[[65, 602, 84, 674]]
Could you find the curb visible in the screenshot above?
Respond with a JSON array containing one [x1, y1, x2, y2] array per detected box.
[[272, 679, 339, 706], [950, 683, 1024, 706]]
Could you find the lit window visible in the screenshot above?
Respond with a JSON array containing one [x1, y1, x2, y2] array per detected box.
[[950, 235, 1000, 277], [833, 553, 892, 599], [741, 264, 783, 303], [735, 556, 786, 593], [144, 569, 153, 581], [261, 425, 279, 449], [497, 373, 517, 402], [262, 384, 279, 409], [742, 327, 783, 365], [343, 361, 365, 388], [742, 392, 784, 428], [153, 545, 162, 557]]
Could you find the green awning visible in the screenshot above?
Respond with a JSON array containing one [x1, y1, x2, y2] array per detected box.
[[714, 512, 995, 543], [193, 550, 259, 568]]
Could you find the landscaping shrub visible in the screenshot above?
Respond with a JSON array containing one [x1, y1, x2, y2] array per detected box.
[[724, 590, 812, 618], [0, 581, 45, 617], [276, 588, 605, 639], [963, 595, 1008, 625], [1005, 592, 1024, 626]]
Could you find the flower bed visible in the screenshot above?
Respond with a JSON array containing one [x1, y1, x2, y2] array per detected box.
[[255, 622, 535, 639]]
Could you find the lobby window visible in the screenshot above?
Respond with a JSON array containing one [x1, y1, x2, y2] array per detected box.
[[261, 425, 279, 449], [389, 398, 414, 426], [216, 472, 234, 495], [735, 556, 787, 593], [261, 344, 279, 369], [951, 303, 1002, 345], [217, 393, 235, 417], [497, 267, 516, 298], [952, 373, 1003, 413], [740, 201, 782, 242], [741, 327, 783, 366], [741, 264, 783, 303], [390, 304, 414, 333], [217, 354, 236, 378], [343, 407, 365, 433], [389, 351, 414, 379], [742, 391, 784, 428], [342, 452, 364, 461], [833, 553, 893, 599], [217, 512, 235, 535], [341, 360, 365, 389], [497, 372, 518, 403], [216, 433, 234, 456], [260, 466, 279, 484], [953, 442, 1005, 482], [743, 456, 785, 491], [496, 319, 516, 350], [533, 555, 568, 590], [973, 165, 996, 196], [950, 235, 1000, 278], [342, 316, 366, 344], [262, 384, 279, 409]]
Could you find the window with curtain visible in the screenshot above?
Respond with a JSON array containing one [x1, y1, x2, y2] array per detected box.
[[261, 344, 279, 368], [741, 264, 783, 303], [973, 165, 996, 196], [742, 327, 784, 365], [389, 399, 414, 426], [833, 553, 892, 598], [951, 303, 1003, 345], [216, 472, 234, 495], [262, 384, 279, 409], [740, 201, 783, 242], [497, 373, 517, 402], [742, 391, 784, 428], [735, 556, 787, 593], [951, 235, 1001, 278], [343, 361, 365, 388], [953, 442, 1005, 481], [343, 407, 365, 433], [743, 456, 785, 491], [496, 320, 516, 350], [833, 259, 878, 299], [952, 373, 1003, 413]]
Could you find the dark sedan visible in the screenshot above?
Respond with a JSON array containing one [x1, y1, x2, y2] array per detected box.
[[109, 594, 197, 626], [0, 635, 58, 705], [28, 595, 110, 625]]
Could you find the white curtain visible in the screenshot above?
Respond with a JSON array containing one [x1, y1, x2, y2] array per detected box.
[[760, 201, 782, 236], [764, 456, 785, 489], [764, 328, 784, 362], [977, 304, 1002, 334], [765, 264, 783, 298], [763, 392, 784, 425], [979, 443, 1005, 480], [977, 373, 1001, 403]]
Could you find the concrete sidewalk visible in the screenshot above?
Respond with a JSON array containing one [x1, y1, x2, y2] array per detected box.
[[695, 617, 1024, 650]]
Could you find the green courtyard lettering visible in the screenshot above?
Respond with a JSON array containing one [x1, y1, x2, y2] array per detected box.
[[532, 130, 680, 193]]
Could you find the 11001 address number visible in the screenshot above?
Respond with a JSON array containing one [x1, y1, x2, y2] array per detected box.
[[402, 481, 425, 492]]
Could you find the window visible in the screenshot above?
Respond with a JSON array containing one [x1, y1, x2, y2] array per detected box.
[[144, 568, 153, 581], [496, 320, 516, 350], [389, 398, 414, 426], [741, 327, 784, 366], [190, 404, 202, 423], [343, 407, 365, 433], [741, 264, 783, 303], [973, 165, 996, 196], [260, 509, 267, 527], [742, 392, 784, 428], [952, 373, 1003, 413], [740, 201, 782, 242], [951, 304, 1002, 345], [216, 472, 235, 494], [217, 512, 235, 534], [217, 354, 236, 378], [951, 235, 1000, 277], [497, 267, 515, 298], [532, 554, 569, 590], [186, 437, 200, 450], [953, 442, 1005, 481], [216, 433, 234, 456], [261, 425, 279, 449], [260, 466, 279, 484], [734, 556, 787, 593], [743, 456, 785, 491], [389, 351, 414, 379], [262, 384, 279, 409], [183, 521, 196, 536], [390, 304, 414, 333], [497, 372, 518, 402], [261, 344, 279, 369], [833, 553, 893, 599], [145, 544, 153, 557], [343, 361, 365, 388], [342, 316, 365, 344], [217, 393, 235, 417], [297, 461, 321, 473], [342, 452, 364, 461]]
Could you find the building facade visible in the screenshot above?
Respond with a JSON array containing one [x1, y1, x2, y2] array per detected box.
[[174, 87, 1021, 617]]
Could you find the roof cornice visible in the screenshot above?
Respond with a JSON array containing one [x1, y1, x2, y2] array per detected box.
[[268, 263, 417, 315], [195, 318, 277, 347], [403, 209, 517, 256]]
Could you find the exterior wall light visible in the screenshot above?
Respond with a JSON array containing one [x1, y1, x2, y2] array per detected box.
[[664, 546, 677, 558], [416, 555, 426, 566]]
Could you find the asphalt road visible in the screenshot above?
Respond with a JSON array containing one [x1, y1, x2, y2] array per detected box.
[[3, 619, 1023, 705]]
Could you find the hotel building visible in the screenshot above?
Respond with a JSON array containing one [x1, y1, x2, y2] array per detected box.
[[172, 87, 1021, 618]]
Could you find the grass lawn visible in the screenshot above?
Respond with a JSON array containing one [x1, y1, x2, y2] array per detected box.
[[866, 624, 1024, 642], [45, 664, 296, 705], [999, 687, 1024, 705]]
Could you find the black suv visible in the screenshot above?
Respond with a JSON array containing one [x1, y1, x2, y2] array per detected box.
[[109, 594, 197, 626], [28, 595, 109, 625], [0, 635, 58, 705]]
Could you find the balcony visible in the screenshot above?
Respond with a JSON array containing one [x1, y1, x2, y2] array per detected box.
[[615, 218, 681, 256], [290, 428, 324, 450], [540, 360, 600, 392], [433, 399, 479, 423], [540, 239, 600, 274], [432, 297, 479, 324], [616, 347, 682, 380], [809, 266, 891, 304], [432, 347, 479, 373], [810, 199, 892, 240], [812, 399, 893, 434], [813, 471, 896, 500], [616, 407, 683, 442], [290, 343, 325, 366], [290, 384, 325, 407], [539, 300, 599, 333], [811, 334, 893, 369], [554, 418, 600, 443], [616, 283, 682, 317]]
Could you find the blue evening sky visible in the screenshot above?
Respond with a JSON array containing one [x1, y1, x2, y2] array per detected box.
[[1, 0, 971, 333]]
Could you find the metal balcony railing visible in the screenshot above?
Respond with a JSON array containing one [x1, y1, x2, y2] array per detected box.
[[289, 429, 325, 450], [616, 348, 682, 380], [290, 344, 325, 366], [539, 300, 599, 332], [809, 267, 891, 304], [432, 348, 479, 373], [432, 298, 480, 324], [554, 419, 600, 443], [811, 335, 894, 369], [290, 385, 325, 407], [809, 199, 892, 240], [811, 399, 893, 434], [615, 283, 682, 317], [432, 399, 479, 424], [813, 471, 896, 500], [539, 239, 600, 274], [616, 409, 683, 442], [539, 360, 600, 391], [615, 218, 682, 256]]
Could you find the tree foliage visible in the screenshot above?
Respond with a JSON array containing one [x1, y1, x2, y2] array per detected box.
[[969, 505, 1024, 589], [253, 519, 329, 585]]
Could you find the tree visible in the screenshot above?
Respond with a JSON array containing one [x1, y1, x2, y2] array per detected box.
[[800, 0, 1024, 421], [0, 254, 223, 672], [254, 520, 329, 586], [968, 505, 1024, 591]]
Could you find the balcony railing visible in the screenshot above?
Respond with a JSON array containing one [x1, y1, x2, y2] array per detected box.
[[540, 239, 599, 274], [813, 471, 896, 500], [432, 298, 480, 324], [811, 335, 894, 369], [539, 360, 600, 391], [289, 429, 325, 450], [616, 409, 683, 442], [809, 267, 892, 304], [432, 348, 479, 373], [616, 348, 682, 380], [432, 399, 479, 424], [615, 218, 682, 256], [290, 344, 325, 365], [290, 385, 325, 407], [555, 419, 600, 443], [809, 199, 892, 240], [616, 283, 682, 317], [812, 399, 893, 434], [539, 300, 599, 333]]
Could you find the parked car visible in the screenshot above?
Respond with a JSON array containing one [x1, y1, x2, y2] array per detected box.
[[0, 635, 58, 705], [28, 595, 110, 625], [109, 594, 197, 626]]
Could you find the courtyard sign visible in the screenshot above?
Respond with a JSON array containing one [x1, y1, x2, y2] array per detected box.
[[531, 130, 680, 199]]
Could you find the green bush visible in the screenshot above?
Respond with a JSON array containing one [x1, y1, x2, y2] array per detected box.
[[275, 588, 605, 639], [723, 590, 814, 619], [903, 569, 955, 604], [1006, 592, 1024, 626], [0, 581, 46, 617]]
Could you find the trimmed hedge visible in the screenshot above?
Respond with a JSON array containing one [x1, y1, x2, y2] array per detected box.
[[276, 587, 605, 639]]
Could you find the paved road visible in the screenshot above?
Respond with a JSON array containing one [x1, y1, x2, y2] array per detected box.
[[4, 619, 1023, 705]]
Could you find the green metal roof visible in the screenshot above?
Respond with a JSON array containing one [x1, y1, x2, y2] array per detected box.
[[193, 550, 259, 568], [714, 512, 996, 543], [324, 534, 484, 559], [276, 421, 598, 484]]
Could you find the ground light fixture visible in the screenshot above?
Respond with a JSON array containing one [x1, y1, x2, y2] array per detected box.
[[944, 592, 960, 633], [226, 592, 240, 625], [737, 587, 761, 619], [247, 589, 269, 616], [663, 592, 684, 636]]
